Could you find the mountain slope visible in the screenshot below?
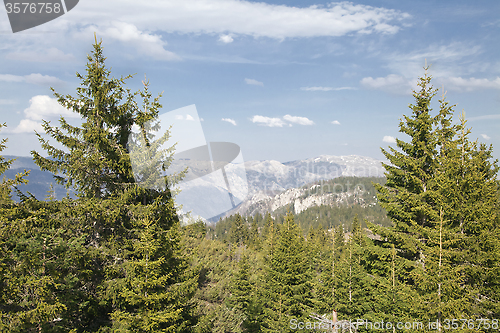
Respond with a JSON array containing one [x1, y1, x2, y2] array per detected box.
[[2, 154, 385, 212]]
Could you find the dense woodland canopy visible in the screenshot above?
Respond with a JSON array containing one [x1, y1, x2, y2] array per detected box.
[[0, 39, 499, 332]]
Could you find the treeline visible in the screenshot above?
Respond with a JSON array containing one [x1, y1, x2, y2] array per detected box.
[[189, 68, 500, 332], [1, 39, 499, 332], [215, 176, 391, 238]]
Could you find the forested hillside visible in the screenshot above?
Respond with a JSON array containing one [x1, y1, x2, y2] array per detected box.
[[1, 39, 499, 332]]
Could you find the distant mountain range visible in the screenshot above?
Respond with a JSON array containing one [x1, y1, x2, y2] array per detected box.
[[2, 155, 386, 220], [172, 154, 386, 221], [244, 155, 384, 195], [3, 155, 72, 200]]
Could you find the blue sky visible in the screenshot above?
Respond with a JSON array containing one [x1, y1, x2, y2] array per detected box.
[[1, 0, 499, 163]]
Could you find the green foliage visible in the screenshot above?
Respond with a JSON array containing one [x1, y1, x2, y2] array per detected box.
[[262, 213, 312, 332], [1, 49, 499, 333], [1, 38, 196, 333], [371, 67, 500, 324]]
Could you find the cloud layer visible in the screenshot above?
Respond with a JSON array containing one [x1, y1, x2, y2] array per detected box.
[[383, 135, 396, 143], [283, 114, 314, 126], [251, 115, 286, 127], [7, 95, 79, 134], [219, 35, 234, 44], [0, 0, 409, 64], [222, 118, 237, 126], [251, 114, 314, 127], [78, 21, 179, 61], [442, 77, 500, 92], [245, 78, 264, 86], [360, 74, 415, 95], [75, 0, 410, 39], [5, 47, 75, 63], [0, 73, 64, 86]]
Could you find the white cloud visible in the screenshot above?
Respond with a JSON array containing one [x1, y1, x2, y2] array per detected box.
[[387, 42, 484, 79], [23, 95, 79, 121], [251, 114, 314, 127], [441, 77, 500, 92], [251, 115, 286, 127], [222, 118, 237, 126], [5, 95, 81, 133], [331, 120, 341, 125], [283, 114, 314, 126], [360, 74, 414, 95], [175, 114, 198, 121], [70, 1, 410, 40], [383, 135, 397, 143], [0, 74, 25, 83], [24, 74, 65, 86], [481, 134, 491, 140], [1, 1, 410, 65], [219, 34, 234, 43], [7, 119, 44, 134], [0, 73, 64, 86], [245, 78, 264, 86], [301, 86, 356, 91], [79, 21, 180, 61], [5, 47, 75, 63]]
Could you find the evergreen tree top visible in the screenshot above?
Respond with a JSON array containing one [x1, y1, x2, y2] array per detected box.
[[31, 36, 176, 200]]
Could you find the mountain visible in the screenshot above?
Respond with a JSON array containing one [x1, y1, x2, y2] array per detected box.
[[213, 176, 392, 240], [2, 154, 385, 219], [244, 155, 384, 195], [222, 175, 387, 220], [2, 155, 73, 200]]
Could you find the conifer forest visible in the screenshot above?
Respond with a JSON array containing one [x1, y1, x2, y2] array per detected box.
[[1, 39, 499, 333]]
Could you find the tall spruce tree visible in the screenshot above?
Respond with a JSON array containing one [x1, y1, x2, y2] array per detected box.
[[31, 36, 140, 199], [433, 111, 500, 318], [374, 67, 443, 237], [27, 37, 196, 331], [372, 67, 500, 322], [262, 213, 312, 332]]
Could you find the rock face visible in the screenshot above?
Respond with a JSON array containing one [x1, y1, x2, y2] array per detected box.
[[206, 155, 384, 220], [226, 177, 376, 218], [175, 154, 385, 221]]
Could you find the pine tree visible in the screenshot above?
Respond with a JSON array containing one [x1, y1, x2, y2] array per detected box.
[[31, 36, 142, 199], [374, 67, 443, 240], [229, 252, 252, 313], [433, 111, 500, 318], [262, 213, 312, 332], [25, 37, 196, 331], [109, 210, 197, 332], [314, 225, 342, 316], [2, 205, 67, 332], [371, 69, 450, 318], [248, 218, 260, 249], [229, 214, 249, 246], [372, 67, 500, 322], [228, 251, 262, 332], [0, 123, 29, 206]]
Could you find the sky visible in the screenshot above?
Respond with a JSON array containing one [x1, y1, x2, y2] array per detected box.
[[0, 0, 499, 163]]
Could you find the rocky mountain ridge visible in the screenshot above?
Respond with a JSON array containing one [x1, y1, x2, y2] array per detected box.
[[223, 176, 383, 219], [3, 155, 386, 222]]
